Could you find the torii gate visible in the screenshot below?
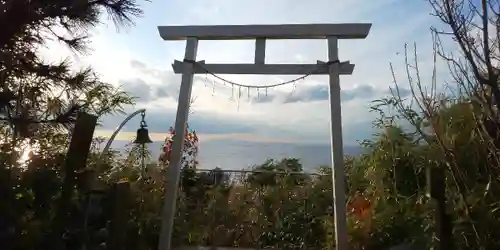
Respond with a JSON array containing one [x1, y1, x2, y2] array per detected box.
[[156, 23, 372, 250]]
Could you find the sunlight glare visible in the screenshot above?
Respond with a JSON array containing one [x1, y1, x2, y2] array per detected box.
[[18, 143, 32, 165], [15, 139, 40, 168]]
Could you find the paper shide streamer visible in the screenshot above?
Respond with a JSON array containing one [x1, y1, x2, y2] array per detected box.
[[237, 86, 242, 111]]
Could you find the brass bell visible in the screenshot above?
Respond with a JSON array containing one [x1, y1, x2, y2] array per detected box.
[[134, 127, 153, 144]]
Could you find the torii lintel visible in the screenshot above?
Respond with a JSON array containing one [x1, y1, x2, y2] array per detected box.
[[157, 23, 372, 40], [157, 24, 371, 75]]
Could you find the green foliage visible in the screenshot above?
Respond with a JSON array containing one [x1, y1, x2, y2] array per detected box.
[[0, 0, 147, 249], [5, 89, 500, 249]]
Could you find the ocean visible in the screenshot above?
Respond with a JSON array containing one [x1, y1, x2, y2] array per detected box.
[[112, 140, 362, 172]]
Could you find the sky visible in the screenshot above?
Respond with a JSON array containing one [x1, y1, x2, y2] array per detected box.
[[40, 0, 452, 146]]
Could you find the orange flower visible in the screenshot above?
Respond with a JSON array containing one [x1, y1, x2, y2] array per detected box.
[[348, 195, 371, 219]]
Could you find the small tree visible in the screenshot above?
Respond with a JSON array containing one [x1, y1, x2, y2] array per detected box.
[[0, 0, 142, 133], [159, 124, 199, 169], [0, 1, 146, 249]]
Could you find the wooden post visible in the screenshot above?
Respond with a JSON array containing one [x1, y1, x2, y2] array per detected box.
[[427, 167, 452, 250], [327, 36, 348, 250], [158, 37, 199, 250], [52, 112, 98, 249], [107, 180, 131, 250]]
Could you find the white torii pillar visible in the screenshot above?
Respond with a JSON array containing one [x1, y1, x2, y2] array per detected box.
[[156, 23, 372, 250]]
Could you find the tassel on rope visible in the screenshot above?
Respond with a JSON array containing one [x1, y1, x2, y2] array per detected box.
[[289, 83, 297, 97], [212, 78, 215, 96], [237, 86, 242, 111], [231, 83, 234, 101]]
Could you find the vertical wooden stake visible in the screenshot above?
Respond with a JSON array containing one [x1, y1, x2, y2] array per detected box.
[[52, 112, 98, 249], [427, 167, 452, 250], [107, 181, 131, 250]]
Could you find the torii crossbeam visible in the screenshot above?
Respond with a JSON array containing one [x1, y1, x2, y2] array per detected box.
[[157, 23, 372, 250]]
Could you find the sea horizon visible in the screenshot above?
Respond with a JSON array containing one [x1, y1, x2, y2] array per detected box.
[[110, 139, 363, 172]]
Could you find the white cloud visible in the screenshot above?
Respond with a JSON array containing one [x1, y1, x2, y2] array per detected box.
[[38, 0, 443, 145]]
